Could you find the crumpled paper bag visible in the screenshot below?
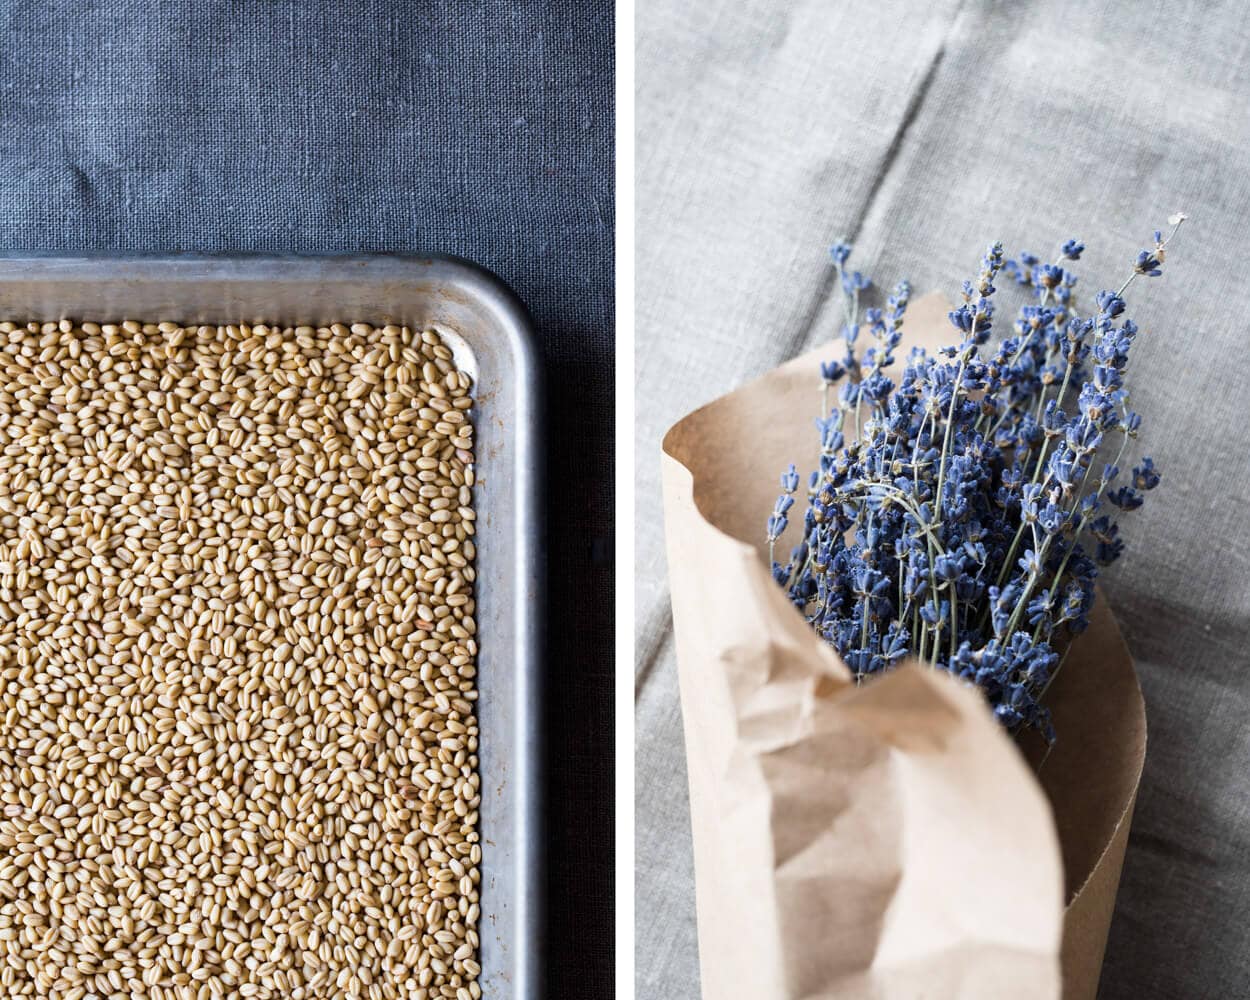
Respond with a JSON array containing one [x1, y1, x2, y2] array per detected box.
[[660, 293, 1147, 1000]]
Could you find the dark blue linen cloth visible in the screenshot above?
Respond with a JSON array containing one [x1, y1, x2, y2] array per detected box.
[[0, 3, 614, 996]]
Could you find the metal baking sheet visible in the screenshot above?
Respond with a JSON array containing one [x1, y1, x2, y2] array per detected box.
[[0, 254, 544, 1000]]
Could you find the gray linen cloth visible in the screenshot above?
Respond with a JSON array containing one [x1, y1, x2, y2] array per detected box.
[[636, 2, 1250, 997]]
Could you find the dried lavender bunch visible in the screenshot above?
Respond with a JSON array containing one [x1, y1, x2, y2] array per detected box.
[[769, 218, 1185, 741]]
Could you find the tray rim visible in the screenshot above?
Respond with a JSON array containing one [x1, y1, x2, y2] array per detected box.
[[0, 252, 547, 1000]]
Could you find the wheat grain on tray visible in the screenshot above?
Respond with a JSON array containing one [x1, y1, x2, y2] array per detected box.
[[0, 319, 481, 1000]]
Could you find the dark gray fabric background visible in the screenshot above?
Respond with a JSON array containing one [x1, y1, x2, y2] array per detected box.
[[0, 3, 614, 997]]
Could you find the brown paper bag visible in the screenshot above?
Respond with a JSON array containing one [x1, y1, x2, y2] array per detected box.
[[661, 293, 1146, 1000]]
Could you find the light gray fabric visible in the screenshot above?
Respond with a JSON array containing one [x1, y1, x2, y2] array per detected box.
[[635, 2, 1250, 997]]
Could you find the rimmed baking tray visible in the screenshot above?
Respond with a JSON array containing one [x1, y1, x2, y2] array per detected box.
[[0, 254, 544, 1000]]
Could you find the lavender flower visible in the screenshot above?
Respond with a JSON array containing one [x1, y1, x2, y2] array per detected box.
[[768, 218, 1185, 742]]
